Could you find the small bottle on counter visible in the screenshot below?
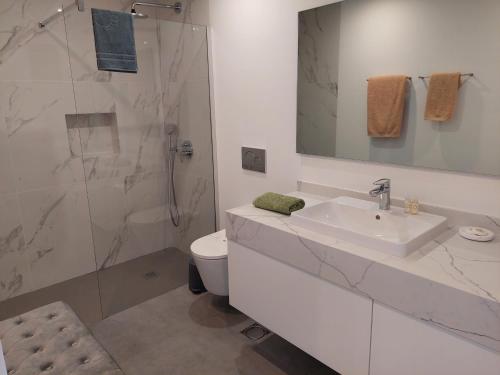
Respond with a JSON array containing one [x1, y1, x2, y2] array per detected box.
[[404, 196, 419, 215], [404, 197, 412, 213], [410, 198, 419, 214]]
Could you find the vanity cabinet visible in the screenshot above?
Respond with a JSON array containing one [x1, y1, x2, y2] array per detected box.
[[370, 303, 500, 375], [228, 241, 372, 375]]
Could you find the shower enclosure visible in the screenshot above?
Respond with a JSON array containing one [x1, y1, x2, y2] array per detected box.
[[0, 0, 215, 324]]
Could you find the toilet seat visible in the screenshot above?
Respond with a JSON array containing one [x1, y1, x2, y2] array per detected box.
[[191, 229, 227, 260]]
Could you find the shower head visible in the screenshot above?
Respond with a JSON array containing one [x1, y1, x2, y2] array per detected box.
[[131, 8, 148, 19], [130, 2, 182, 19]]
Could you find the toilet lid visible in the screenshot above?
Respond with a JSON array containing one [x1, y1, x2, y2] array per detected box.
[[191, 229, 228, 260]]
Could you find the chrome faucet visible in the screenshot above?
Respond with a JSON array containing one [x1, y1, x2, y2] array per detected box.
[[369, 178, 391, 210]]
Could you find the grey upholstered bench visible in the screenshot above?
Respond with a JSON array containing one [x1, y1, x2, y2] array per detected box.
[[0, 302, 123, 375]]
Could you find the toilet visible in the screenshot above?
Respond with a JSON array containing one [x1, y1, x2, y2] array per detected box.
[[191, 230, 228, 296]]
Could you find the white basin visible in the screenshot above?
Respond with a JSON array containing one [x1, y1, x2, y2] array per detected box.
[[290, 196, 447, 257]]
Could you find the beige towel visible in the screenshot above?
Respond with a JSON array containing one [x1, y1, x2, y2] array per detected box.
[[367, 75, 408, 138], [424, 72, 461, 122]]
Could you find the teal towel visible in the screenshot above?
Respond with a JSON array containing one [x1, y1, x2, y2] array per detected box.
[[253, 192, 305, 215], [92, 9, 138, 73]]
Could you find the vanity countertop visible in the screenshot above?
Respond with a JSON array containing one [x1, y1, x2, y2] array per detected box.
[[226, 191, 500, 353]]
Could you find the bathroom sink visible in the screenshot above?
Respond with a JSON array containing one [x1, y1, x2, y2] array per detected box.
[[290, 197, 447, 257]]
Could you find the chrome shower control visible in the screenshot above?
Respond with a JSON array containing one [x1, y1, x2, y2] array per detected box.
[[179, 140, 193, 158]]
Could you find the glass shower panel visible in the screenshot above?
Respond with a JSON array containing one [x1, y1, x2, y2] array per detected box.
[[64, 4, 216, 317], [159, 22, 216, 253], [0, 0, 215, 324], [0, 0, 101, 325]]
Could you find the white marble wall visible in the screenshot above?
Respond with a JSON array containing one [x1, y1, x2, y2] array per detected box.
[[0, 0, 214, 301], [0, 0, 95, 301]]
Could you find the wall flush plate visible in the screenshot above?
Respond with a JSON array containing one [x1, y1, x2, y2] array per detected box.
[[242, 147, 266, 173]]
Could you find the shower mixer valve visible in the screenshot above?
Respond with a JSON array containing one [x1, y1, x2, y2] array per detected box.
[[180, 140, 194, 157], [176, 140, 194, 158]]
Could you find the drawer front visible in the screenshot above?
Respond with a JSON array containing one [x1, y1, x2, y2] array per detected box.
[[229, 241, 372, 375]]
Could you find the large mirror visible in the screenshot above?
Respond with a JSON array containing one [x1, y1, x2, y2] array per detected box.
[[297, 0, 500, 176]]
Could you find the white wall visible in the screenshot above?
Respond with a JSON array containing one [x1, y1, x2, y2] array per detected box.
[[209, 0, 500, 226]]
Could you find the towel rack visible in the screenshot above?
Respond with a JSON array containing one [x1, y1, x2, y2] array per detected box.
[[366, 77, 412, 82], [418, 73, 474, 80]]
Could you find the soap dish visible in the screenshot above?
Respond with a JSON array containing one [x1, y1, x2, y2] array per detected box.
[[459, 226, 495, 242]]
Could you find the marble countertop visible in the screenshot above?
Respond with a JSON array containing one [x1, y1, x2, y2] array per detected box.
[[226, 190, 500, 353]]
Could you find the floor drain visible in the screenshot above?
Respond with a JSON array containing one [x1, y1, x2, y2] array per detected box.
[[144, 271, 159, 280], [241, 322, 271, 341]]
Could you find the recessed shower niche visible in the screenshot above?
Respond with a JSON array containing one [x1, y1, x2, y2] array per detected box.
[[65, 112, 120, 157]]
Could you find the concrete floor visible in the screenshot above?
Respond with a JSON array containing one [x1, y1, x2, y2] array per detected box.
[[92, 286, 339, 375], [0, 248, 189, 326], [2, 250, 339, 375], [98, 248, 189, 318]]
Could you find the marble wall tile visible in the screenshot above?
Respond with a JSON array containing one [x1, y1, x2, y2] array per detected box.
[[87, 172, 175, 269], [124, 172, 176, 257], [0, 250, 33, 301], [18, 183, 96, 290], [160, 22, 208, 121], [72, 82, 118, 114], [0, 112, 15, 195], [0, 0, 72, 82], [0, 195, 24, 258], [85, 177, 128, 269], [0, 82, 85, 191], [78, 82, 166, 183], [0, 194, 32, 301]]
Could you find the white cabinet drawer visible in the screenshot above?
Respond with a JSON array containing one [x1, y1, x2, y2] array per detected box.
[[228, 241, 372, 375], [370, 302, 500, 375]]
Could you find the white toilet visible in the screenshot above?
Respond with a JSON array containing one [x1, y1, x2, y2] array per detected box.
[[191, 230, 228, 296]]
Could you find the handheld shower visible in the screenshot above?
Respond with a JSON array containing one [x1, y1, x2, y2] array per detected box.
[[165, 124, 180, 227]]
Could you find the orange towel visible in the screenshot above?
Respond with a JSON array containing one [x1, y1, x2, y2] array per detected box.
[[367, 75, 408, 138], [424, 72, 461, 122]]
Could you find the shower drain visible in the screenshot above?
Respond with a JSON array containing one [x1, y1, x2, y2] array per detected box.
[[143, 271, 159, 280], [241, 322, 271, 341]]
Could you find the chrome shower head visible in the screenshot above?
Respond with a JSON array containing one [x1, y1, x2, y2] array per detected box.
[[130, 2, 182, 19], [131, 8, 148, 19]]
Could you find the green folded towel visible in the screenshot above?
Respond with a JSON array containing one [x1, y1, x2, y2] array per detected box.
[[253, 192, 305, 215]]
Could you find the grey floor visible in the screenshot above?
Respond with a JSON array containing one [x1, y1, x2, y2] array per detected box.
[[1, 249, 339, 374], [92, 285, 339, 375], [98, 248, 188, 318], [0, 248, 189, 326]]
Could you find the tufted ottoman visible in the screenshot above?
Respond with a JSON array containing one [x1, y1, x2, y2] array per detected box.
[[0, 302, 123, 375]]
